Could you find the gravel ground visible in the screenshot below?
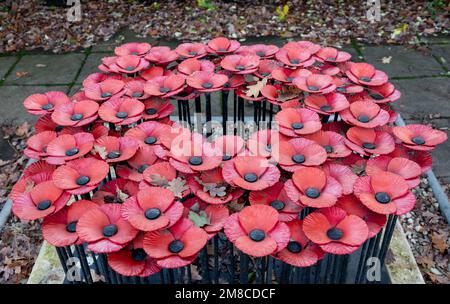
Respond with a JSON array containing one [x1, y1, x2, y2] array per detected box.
[[0, 123, 42, 284], [400, 178, 450, 284], [0, 0, 448, 53]]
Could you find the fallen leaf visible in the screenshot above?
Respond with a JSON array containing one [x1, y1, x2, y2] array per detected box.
[[245, 77, 267, 98], [431, 232, 448, 253], [149, 174, 169, 187], [15, 71, 29, 78], [93, 145, 108, 159], [166, 177, 189, 198], [381, 56, 392, 64]]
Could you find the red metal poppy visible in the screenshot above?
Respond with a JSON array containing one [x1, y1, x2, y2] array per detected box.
[[275, 47, 315, 67], [303, 207, 369, 254], [224, 205, 290, 257], [322, 163, 358, 195], [272, 67, 311, 83], [332, 76, 364, 94], [140, 66, 166, 81], [144, 46, 179, 65], [91, 178, 139, 205], [10, 161, 55, 201], [392, 124, 447, 151], [107, 233, 161, 277], [122, 187, 184, 232], [52, 157, 109, 195], [98, 97, 145, 125], [143, 218, 208, 268], [220, 55, 260, 74], [284, 41, 321, 54], [354, 172, 416, 215], [260, 84, 301, 106], [142, 97, 174, 120], [276, 138, 327, 172], [115, 42, 152, 57], [183, 198, 230, 239], [222, 156, 280, 191], [169, 134, 222, 173], [24, 131, 57, 160], [186, 71, 228, 92], [275, 108, 322, 136], [315, 47, 351, 63], [249, 182, 302, 222], [284, 167, 342, 208], [94, 135, 139, 163], [77, 203, 139, 253], [51, 100, 98, 127], [206, 37, 240, 54], [247, 44, 279, 59], [143, 74, 185, 98], [125, 121, 171, 151], [274, 220, 324, 267], [304, 131, 351, 158], [23, 91, 70, 116], [340, 100, 390, 128], [187, 167, 244, 204], [98, 56, 117, 73], [124, 80, 151, 100], [109, 55, 150, 74], [116, 146, 158, 182], [82, 73, 123, 88], [140, 161, 177, 188], [345, 126, 395, 156], [35, 114, 82, 135], [254, 59, 283, 78], [359, 82, 401, 104], [345, 62, 388, 86], [175, 43, 207, 59], [335, 195, 387, 238], [177, 58, 215, 76], [12, 180, 71, 220], [213, 135, 246, 161], [293, 74, 336, 94], [304, 92, 349, 115], [45, 132, 95, 165], [366, 156, 422, 189], [84, 78, 126, 102], [246, 129, 285, 158], [217, 70, 246, 90], [42, 200, 98, 247], [388, 144, 432, 174]]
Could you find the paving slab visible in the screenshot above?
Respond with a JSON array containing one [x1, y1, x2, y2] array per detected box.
[[430, 44, 450, 71], [92, 29, 158, 53], [4, 54, 85, 85], [391, 78, 450, 120], [361, 45, 445, 77], [0, 56, 17, 81], [0, 85, 69, 124], [74, 53, 105, 84], [421, 34, 450, 45]]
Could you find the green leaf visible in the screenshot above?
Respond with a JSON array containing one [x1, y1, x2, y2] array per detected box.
[[189, 210, 211, 227]]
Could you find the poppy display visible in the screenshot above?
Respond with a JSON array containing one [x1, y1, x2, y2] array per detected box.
[[11, 38, 447, 278]]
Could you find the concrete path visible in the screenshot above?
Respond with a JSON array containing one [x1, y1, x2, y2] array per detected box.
[[0, 31, 448, 181]]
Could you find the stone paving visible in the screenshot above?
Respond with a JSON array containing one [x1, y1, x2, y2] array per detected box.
[[0, 30, 448, 181]]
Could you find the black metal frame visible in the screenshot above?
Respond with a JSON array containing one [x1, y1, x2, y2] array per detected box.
[[55, 90, 397, 284]]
